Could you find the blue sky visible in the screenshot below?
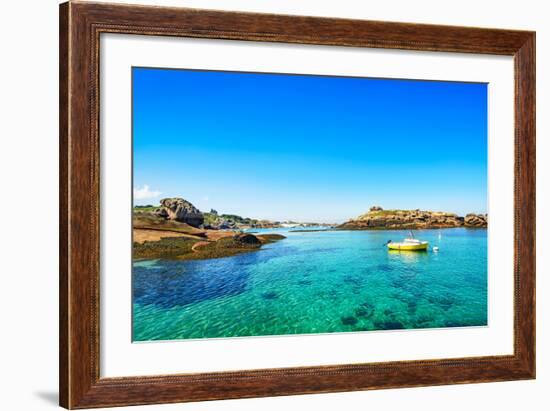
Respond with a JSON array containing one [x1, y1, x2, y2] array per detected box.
[[133, 67, 487, 223]]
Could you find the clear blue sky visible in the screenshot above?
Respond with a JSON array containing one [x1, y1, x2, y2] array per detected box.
[[133, 67, 487, 223]]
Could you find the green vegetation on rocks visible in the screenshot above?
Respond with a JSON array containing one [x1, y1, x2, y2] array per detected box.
[[133, 232, 286, 261], [256, 234, 286, 244], [133, 205, 157, 212], [338, 206, 487, 230], [133, 212, 206, 236], [133, 237, 197, 259]]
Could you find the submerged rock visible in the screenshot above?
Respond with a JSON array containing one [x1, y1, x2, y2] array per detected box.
[[355, 303, 374, 318], [406, 300, 417, 314], [354, 308, 369, 317], [261, 291, 279, 300], [341, 316, 358, 325]]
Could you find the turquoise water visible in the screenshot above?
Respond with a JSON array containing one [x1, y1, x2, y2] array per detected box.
[[133, 228, 487, 341]]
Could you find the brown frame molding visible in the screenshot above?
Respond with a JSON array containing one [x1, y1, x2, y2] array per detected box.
[[59, 1, 535, 408]]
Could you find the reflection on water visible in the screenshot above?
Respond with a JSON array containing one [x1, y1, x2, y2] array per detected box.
[[133, 228, 487, 341], [387, 249, 429, 264]]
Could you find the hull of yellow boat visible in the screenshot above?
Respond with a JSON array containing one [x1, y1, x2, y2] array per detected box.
[[387, 242, 428, 251]]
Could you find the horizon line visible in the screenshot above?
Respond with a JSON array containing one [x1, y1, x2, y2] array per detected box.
[[133, 198, 487, 223]]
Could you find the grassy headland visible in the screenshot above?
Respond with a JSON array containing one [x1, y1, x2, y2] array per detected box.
[[133, 203, 285, 260], [338, 206, 487, 230]]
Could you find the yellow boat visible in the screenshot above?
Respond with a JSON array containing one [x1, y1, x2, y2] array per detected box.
[[387, 232, 428, 251]]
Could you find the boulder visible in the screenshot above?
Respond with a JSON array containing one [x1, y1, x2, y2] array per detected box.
[[219, 220, 236, 229], [155, 197, 204, 228], [233, 233, 262, 246], [464, 213, 488, 227], [155, 207, 168, 218]]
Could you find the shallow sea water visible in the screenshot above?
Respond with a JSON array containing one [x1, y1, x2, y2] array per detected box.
[[133, 228, 487, 341]]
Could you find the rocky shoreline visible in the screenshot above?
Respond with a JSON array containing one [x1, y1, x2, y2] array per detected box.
[[136, 197, 333, 230], [134, 231, 285, 261], [338, 206, 487, 230], [133, 198, 286, 260], [133, 198, 487, 260]]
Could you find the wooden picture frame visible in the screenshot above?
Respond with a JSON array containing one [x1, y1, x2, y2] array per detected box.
[[59, 1, 535, 408]]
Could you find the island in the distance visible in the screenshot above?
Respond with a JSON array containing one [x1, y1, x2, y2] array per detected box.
[[338, 206, 487, 230], [133, 199, 487, 261]]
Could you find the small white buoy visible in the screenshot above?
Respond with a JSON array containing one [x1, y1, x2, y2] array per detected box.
[[433, 246, 439, 252]]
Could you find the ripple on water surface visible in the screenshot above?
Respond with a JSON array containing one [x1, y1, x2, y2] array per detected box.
[[133, 228, 488, 341]]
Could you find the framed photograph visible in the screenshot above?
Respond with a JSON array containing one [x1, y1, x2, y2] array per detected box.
[[59, 1, 535, 408]]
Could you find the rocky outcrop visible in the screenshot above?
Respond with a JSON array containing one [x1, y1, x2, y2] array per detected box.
[[133, 231, 286, 261], [338, 207, 486, 230], [154, 197, 204, 227], [464, 213, 488, 227], [233, 233, 262, 246]]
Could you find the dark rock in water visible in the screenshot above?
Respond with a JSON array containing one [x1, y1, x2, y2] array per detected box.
[[375, 320, 404, 330], [406, 300, 417, 314], [261, 291, 278, 300], [341, 316, 358, 326], [357, 302, 375, 318], [354, 308, 369, 317], [234, 233, 261, 245]]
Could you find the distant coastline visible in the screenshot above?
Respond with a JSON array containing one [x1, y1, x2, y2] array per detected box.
[[337, 206, 487, 230], [133, 198, 486, 261]]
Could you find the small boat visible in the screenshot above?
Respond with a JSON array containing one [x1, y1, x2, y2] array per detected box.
[[387, 231, 428, 251]]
